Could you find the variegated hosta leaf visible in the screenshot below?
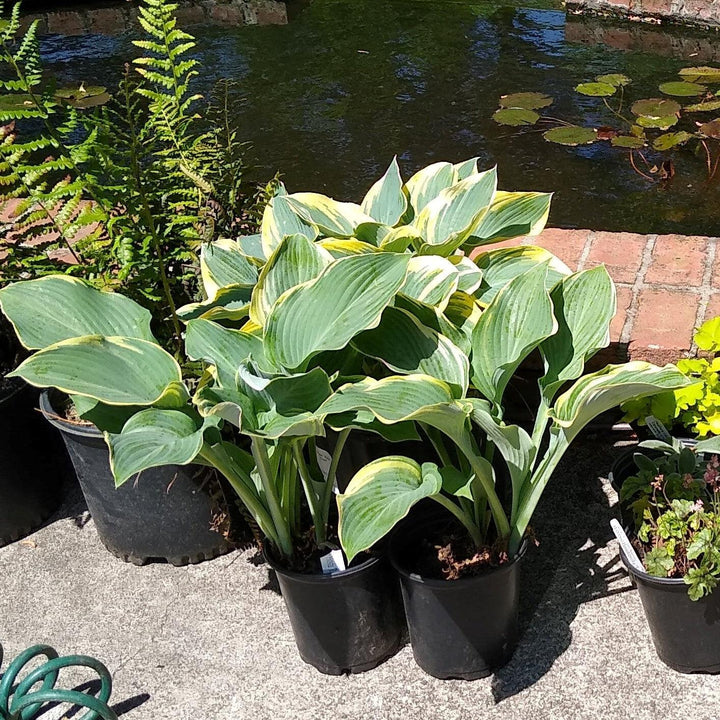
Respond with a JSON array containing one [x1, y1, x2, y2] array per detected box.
[[318, 238, 379, 257], [261, 192, 318, 258], [378, 225, 424, 252], [176, 285, 252, 323], [550, 362, 691, 443], [338, 456, 442, 562], [448, 255, 483, 295], [394, 294, 470, 354], [237, 233, 266, 261], [285, 193, 375, 237], [405, 161, 455, 217], [0, 276, 154, 350], [200, 239, 258, 300], [454, 157, 480, 181], [471, 263, 557, 406], [442, 292, 482, 350], [539, 266, 615, 403], [354, 222, 392, 246], [414, 168, 498, 256], [360, 156, 408, 226], [264, 253, 410, 370], [9, 336, 182, 406], [107, 409, 219, 486], [401, 255, 459, 310], [474, 245, 571, 304], [464, 191, 552, 248], [351, 306, 469, 397], [249, 233, 332, 326]]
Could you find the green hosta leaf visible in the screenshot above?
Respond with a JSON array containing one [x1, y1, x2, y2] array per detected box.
[[454, 157, 480, 180], [543, 126, 598, 146], [449, 256, 483, 295], [10, 336, 182, 406], [107, 409, 218, 486], [249, 233, 332, 326], [318, 239, 379, 257], [499, 92, 553, 110], [438, 465, 477, 500], [201, 239, 258, 300], [0, 276, 154, 350], [377, 225, 423, 253], [261, 192, 318, 257], [177, 285, 252, 322], [414, 168, 497, 255], [659, 81, 706, 97], [699, 119, 720, 139], [684, 98, 720, 112], [395, 294, 472, 354], [354, 222, 391, 246], [465, 191, 552, 248], [338, 456, 442, 563], [492, 108, 540, 126], [539, 266, 615, 403], [637, 114, 678, 130], [596, 74, 631, 87], [611, 135, 646, 149], [285, 193, 374, 237], [679, 66, 720, 84], [471, 263, 557, 406], [237, 234, 266, 261], [653, 131, 694, 150], [404, 161, 455, 216], [351, 306, 470, 396], [575, 82, 616, 97], [401, 255, 459, 310], [631, 98, 681, 118], [360, 156, 408, 226], [265, 253, 409, 370]]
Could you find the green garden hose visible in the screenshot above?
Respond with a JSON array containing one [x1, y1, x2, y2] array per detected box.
[[0, 644, 118, 720]]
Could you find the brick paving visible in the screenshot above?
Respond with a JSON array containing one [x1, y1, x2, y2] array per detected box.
[[567, 0, 720, 29]]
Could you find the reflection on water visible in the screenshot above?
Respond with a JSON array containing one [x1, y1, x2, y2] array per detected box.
[[32, 0, 720, 234]]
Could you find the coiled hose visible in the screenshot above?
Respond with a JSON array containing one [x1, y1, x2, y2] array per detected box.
[[0, 644, 118, 720]]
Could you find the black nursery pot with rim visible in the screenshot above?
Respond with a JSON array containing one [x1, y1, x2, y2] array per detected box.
[[389, 514, 526, 680], [264, 546, 405, 675], [40, 390, 235, 565]]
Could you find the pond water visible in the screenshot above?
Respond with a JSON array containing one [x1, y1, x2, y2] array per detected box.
[[35, 0, 720, 234]]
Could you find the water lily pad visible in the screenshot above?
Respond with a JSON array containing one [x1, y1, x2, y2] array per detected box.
[[699, 119, 720, 139], [636, 114, 678, 130], [492, 108, 540, 126], [55, 85, 110, 108], [659, 81, 706, 97], [543, 125, 598, 146], [684, 98, 720, 112], [611, 135, 646, 149], [0, 94, 35, 110], [679, 66, 720, 84], [652, 131, 694, 150], [498, 92, 553, 110], [596, 73, 631, 87], [575, 82, 617, 97], [631, 98, 681, 118]]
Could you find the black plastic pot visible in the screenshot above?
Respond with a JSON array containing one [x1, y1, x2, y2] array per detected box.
[[619, 542, 720, 673], [40, 391, 234, 565], [264, 548, 405, 675], [389, 515, 525, 680], [0, 381, 66, 546]]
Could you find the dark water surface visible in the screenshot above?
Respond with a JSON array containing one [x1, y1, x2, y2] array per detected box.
[[36, 0, 720, 234]]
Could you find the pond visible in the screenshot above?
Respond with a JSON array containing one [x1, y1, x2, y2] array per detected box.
[[35, 0, 720, 234]]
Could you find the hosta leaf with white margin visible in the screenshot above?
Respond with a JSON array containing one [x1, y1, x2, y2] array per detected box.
[[285, 193, 374, 238], [264, 252, 409, 370], [200, 239, 258, 300], [176, 285, 253, 322], [454, 157, 480, 181], [414, 167, 497, 256], [261, 192, 318, 258], [401, 255, 459, 310], [473, 245, 571, 304], [318, 239, 379, 257], [355, 222, 392, 247], [449, 255, 483, 295], [404, 161, 455, 217], [249, 233, 332, 326], [442, 292, 483, 351], [185, 319, 272, 386], [237, 234, 266, 261], [378, 225, 424, 253], [338, 457, 442, 562], [0, 276, 154, 350], [360, 156, 408, 227], [351, 306, 469, 396], [10, 336, 182, 406], [471, 263, 557, 407], [539, 266, 615, 403], [464, 191, 552, 248], [394, 294, 470, 354], [70, 394, 142, 435], [106, 409, 220, 486]]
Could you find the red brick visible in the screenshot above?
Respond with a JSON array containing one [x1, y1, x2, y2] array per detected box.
[[704, 293, 720, 323], [47, 11, 86, 36], [584, 231, 647, 285], [636, 0, 672, 15], [0, 200, 20, 224], [645, 235, 708, 287], [611, 285, 634, 343], [175, 6, 207, 25], [255, 2, 288, 25], [628, 289, 698, 363], [603, 28, 634, 51], [211, 5, 243, 24], [88, 8, 126, 35], [533, 227, 589, 270]]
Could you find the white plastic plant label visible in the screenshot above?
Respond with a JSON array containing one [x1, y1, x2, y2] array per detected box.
[[320, 549, 346, 574], [315, 448, 332, 480], [645, 415, 672, 442]]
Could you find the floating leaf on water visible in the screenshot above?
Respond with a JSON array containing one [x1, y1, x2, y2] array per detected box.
[[636, 114, 679, 130], [631, 98, 681, 118], [543, 125, 598, 146], [679, 66, 720, 83], [596, 126, 618, 140], [54, 85, 110, 108], [684, 98, 720, 112], [658, 81, 706, 97], [652, 131, 694, 150], [596, 73, 631, 87], [71, 93, 112, 109], [498, 92, 553, 110], [0, 94, 35, 110], [699, 119, 720, 139], [611, 135, 646, 148], [575, 82, 617, 97], [492, 108, 540, 126], [630, 125, 645, 137]]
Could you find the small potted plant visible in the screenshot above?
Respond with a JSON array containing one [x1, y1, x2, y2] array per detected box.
[[616, 435, 720, 672]]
